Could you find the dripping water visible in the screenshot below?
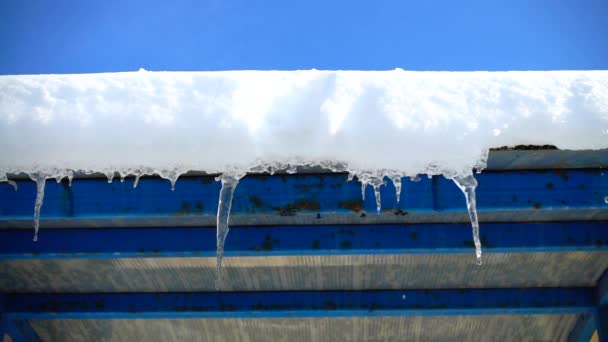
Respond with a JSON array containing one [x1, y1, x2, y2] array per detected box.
[[29, 174, 47, 242], [452, 173, 482, 265], [215, 174, 240, 290]]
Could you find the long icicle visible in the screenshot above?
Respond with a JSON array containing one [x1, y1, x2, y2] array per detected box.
[[30, 174, 47, 242], [215, 174, 240, 290], [452, 173, 482, 264], [371, 177, 385, 213]]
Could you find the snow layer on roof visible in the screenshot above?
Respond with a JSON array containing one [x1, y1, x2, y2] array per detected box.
[[1, 70, 607, 180]]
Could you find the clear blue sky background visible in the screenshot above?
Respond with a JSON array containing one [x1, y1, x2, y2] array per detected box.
[[1, 0, 607, 74]]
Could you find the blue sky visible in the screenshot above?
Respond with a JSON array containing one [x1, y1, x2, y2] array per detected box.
[[1, 0, 607, 74]]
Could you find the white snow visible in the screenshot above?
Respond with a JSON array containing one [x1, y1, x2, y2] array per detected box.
[[1, 70, 606, 180], [1, 69, 607, 268]]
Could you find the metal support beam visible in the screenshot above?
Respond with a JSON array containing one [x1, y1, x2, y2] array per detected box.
[[1, 169, 607, 228], [1, 221, 607, 259], [596, 270, 608, 341], [2, 320, 40, 342], [568, 314, 596, 342], [2, 288, 595, 320]]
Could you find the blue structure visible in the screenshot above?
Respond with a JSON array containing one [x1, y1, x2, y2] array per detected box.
[[1, 149, 608, 341]]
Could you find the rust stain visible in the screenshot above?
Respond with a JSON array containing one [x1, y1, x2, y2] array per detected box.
[[175, 202, 191, 216], [249, 196, 263, 208], [339, 200, 363, 213]]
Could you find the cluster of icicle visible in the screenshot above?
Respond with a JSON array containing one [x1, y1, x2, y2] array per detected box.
[[1, 160, 484, 290]]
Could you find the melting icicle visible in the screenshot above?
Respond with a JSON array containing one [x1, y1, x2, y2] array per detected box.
[[67, 171, 74, 187], [391, 176, 402, 204], [286, 164, 298, 174], [452, 173, 482, 265], [169, 177, 178, 191], [165, 171, 181, 191], [133, 172, 143, 188], [361, 181, 368, 201], [347, 172, 355, 182], [53, 170, 73, 186], [7, 180, 18, 191], [105, 171, 115, 183], [29, 174, 47, 242], [370, 178, 385, 213], [215, 174, 241, 290]]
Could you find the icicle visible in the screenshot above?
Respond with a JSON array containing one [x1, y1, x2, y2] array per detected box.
[[391, 176, 402, 204], [133, 172, 144, 189], [452, 173, 482, 265], [215, 174, 241, 290], [67, 170, 74, 187], [410, 175, 421, 182], [159, 170, 182, 191], [169, 171, 180, 191], [370, 178, 385, 213], [605, 196, 608, 204], [361, 181, 367, 201], [286, 164, 298, 174], [347, 172, 356, 182], [105, 171, 115, 183], [7, 180, 18, 191], [29, 174, 47, 242]]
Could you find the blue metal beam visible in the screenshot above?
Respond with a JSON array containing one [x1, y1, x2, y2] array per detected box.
[[2, 320, 40, 342], [595, 271, 608, 341], [2, 288, 596, 320], [597, 308, 608, 342], [597, 270, 608, 306], [568, 314, 596, 342], [1, 221, 607, 259], [1, 169, 606, 227]]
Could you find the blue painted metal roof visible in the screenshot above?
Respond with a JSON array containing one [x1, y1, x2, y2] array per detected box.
[[1, 149, 608, 341]]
